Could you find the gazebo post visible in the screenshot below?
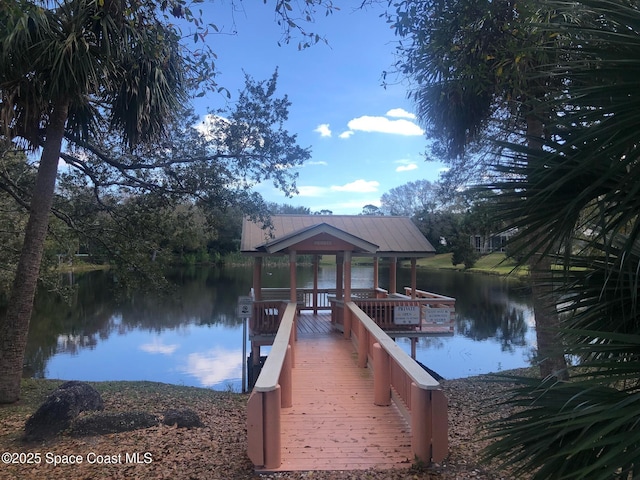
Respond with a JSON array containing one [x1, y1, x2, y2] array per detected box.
[[289, 250, 297, 303], [289, 250, 297, 340], [411, 258, 417, 299], [313, 255, 319, 314], [336, 254, 344, 300], [373, 256, 379, 293], [343, 250, 352, 340], [389, 256, 397, 295], [344, 250, 352, 302]]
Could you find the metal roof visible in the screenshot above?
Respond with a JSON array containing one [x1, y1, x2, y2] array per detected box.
[[241, 215, 436, 257]]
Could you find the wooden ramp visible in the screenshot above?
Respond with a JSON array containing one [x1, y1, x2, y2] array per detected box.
[[265, 313, 413, 472]]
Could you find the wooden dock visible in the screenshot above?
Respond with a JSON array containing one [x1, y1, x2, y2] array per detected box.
[[259, 313, 413, 472]]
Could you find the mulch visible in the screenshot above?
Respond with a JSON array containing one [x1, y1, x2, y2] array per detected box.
[[0, 372, 532, 480]]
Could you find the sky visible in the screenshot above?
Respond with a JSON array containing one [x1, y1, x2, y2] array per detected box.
[[189, 1, 447, 215]]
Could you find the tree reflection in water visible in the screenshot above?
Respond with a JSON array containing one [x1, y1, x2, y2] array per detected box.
[[21, 265, 536, 385]]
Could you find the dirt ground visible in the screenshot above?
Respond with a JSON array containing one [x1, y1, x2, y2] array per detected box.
[[0, 373, 531, 480]]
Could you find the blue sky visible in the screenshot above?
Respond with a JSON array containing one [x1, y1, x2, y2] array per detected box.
[[192, 2, 447, 214]]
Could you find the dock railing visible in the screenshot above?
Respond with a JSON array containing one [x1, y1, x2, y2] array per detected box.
[[345, 301, 449, 464], [246, 302, 297, 469], [259, 287, 375, 312]]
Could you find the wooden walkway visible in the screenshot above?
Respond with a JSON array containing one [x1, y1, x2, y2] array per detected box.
[[265, 312, 413, 472]]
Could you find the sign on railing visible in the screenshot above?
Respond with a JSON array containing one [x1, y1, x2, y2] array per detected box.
[[393, 305, 420, 325], [423, 306, 453, 324]]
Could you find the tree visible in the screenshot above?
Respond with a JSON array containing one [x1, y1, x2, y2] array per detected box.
[[413, 210, 456, 253], [268, 203, 312, 215], [0, 147, 32, 300], [360, 204, 382, 215], [55, 73, 309, 275], [0, 0, 320, 403], [379, 179, 439, 216], [389, 0, 569, 379], [479, 1, 640, 477], [0, 0, 191, 403]]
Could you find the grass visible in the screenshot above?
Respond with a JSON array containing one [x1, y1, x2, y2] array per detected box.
[[411, 253, 528, 277], [318, 252, 527, 277]]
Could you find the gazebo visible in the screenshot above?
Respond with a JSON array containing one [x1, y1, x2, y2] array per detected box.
[[241, 214, 438, 303], [241, 214, 455, 367], [241, 214, 452, 470]]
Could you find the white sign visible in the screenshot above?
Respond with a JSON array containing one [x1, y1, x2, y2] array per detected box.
[[394, 306, 420, 325], [237, 296, 253, 317], [424, 307, 452, 324]]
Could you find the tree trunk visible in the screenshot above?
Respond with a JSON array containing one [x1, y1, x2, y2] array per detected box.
[[526, 114, 569, 380], [0, 99, 69, 403]]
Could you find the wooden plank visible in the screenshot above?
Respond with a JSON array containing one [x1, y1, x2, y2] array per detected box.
[[257, 319, 413, 472]]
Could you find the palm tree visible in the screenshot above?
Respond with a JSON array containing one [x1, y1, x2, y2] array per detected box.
[[0, 0, 185, 403], [481, 0, 640, 477], [390, 0, 569, 378]]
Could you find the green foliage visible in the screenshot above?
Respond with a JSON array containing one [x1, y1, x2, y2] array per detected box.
[[388, 0, 561, 186], [360, 204, 382, 216], [267, 202, 312, 215], [380, 179, 439, 216], [477, 0, 640, 477], [0, 147, 30, 300], [450, 240, 479, 269], [47, 72, 307, 286]]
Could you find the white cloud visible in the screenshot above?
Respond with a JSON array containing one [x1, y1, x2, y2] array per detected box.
[[386, 108, 417, 120], [181, 347, 243, 387], [306, 160, 328, 166], [314, 123, 332, 137], [140, 337, 179, 355], [346, 116, 424, 136], [396, 163, 418, 172], [339, 130, 354, 139], [297, 185, 328, 197], [330, 179, 380, 193]]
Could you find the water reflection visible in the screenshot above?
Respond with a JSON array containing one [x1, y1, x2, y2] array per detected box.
[[391, 268, 535, 377], [25, 267, 251, 390], [23, 265, 536, 388]]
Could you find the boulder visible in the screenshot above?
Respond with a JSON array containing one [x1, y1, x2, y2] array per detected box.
[[70, 411, 160, 436], [162, 408, 203, 429], [24, 381, 104, 441]]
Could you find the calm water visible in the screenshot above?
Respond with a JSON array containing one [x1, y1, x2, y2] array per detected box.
[[24, 265, 535, 391]]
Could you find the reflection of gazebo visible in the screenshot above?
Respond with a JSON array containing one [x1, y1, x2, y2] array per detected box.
[[241, 214, 438, 303]]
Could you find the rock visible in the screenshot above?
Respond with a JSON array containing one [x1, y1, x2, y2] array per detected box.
[[24, 381, 104, 441], [162, 408, 203, 428], [70, 411, 160, 436]]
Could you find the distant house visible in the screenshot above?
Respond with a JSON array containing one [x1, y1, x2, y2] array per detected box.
[[471, 229, 517, 254]]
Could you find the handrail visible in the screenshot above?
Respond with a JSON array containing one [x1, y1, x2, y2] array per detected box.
[[254, 302, 297, 392], [404, 286, 456, 302], [247, 302, 297, 469], [346, 302, 440, 389], [345, 301, 448, 463]]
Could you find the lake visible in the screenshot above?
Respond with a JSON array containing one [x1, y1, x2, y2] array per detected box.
[[24, 265, 536, 391]]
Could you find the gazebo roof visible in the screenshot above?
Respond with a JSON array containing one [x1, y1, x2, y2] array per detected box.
[[241, 214, 436, 257]]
